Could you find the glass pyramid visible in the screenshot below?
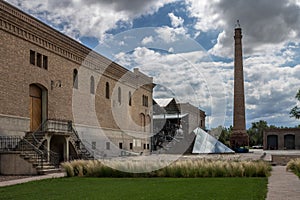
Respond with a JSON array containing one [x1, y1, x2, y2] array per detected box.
[[192, 127, 234, 154]]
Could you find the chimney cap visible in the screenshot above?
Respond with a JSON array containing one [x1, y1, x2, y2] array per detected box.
[[235, 20, 241, 28]]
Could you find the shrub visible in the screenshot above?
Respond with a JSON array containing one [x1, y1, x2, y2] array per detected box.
[[287, 159, 300, 178]]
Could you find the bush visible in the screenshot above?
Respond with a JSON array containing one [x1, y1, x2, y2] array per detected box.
[[62, 159, 271, 178], [287, 159, 300, 178]]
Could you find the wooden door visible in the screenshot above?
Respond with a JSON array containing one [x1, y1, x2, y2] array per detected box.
[[30, 85, 42, 131]]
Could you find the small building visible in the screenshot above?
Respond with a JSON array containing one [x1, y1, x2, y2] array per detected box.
[[152, 98, 206, 154], [263, 128, 300, 150]]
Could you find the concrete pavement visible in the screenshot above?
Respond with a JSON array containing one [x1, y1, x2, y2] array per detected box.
[[267, 166, 300, 200], [0, 172, 65, 187]]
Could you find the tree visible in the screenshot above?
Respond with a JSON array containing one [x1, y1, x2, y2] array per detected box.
[[290, 89, 300, 119], [218, 126, 232, 147], [247, 120, 268, 146]]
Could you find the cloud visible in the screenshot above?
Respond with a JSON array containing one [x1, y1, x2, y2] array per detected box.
[[155, 26, 187, 43], [141, 36, 153, 45], [168, 12, 184, 27], [5, 0, 176, 41], [186, 0, 300, 57]]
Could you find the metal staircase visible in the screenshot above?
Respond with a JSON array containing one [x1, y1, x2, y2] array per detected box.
[[0, 119, 94, 175]]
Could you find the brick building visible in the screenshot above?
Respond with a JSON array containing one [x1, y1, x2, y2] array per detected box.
[[264, 128, 300, 150], [0, 0, 153, 173]]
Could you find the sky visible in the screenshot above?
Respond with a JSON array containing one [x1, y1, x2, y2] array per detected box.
[[5, 0, 300, 129]]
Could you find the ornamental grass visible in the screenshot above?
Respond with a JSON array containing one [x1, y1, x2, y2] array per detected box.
[[286, 158, 300, 178], [62, 159, 271, 178]]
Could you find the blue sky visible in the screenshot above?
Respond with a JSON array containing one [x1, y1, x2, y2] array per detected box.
[[6, 0, 300, 129]]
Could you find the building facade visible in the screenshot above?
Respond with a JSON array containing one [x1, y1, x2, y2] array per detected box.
[[0, 0, 153, 166], [264, 128, 300, 150]]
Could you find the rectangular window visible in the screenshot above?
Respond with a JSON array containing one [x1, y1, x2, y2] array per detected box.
[[130, 143, 133, 150], [36, 53, 42, 67], [143, 143, 146, 150], [92, 141, 96, 150], [119, 142, 123, 149], [43, 55, 48, 70], [106, 142, 110, 150], [142, 95, 149, 107], [147, 144, 150, 150], [30, 50, 35, 65]]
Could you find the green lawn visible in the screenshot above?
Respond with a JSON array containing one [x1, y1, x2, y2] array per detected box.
[[0, 177, 267, 200]]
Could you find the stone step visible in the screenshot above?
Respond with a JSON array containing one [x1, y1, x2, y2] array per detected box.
[[37, 168, 62, 175]]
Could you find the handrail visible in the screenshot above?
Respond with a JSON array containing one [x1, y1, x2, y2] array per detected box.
[[18, 137, 44, 170], [0, 135, 44, 169], [70, 125, 94, 160], [0, 136, 21, 151]]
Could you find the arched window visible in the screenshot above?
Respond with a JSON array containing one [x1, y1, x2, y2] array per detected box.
[[140, 113, 146, 132], [118, 87, 121, 104], [73, 69, 78, 89], [105, 82, 110, 99], [129, 91, 132, 106], [90, 76, 95, 94]]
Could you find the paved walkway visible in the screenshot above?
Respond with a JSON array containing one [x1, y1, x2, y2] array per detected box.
[[0, 172, 65, 187], [267, 166, 300, 200]]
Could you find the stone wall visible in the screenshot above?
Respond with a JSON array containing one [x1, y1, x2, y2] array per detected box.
[[0, 152, 37, 175]]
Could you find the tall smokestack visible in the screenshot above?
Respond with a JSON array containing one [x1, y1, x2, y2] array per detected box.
[[230, 20, 249, 149]]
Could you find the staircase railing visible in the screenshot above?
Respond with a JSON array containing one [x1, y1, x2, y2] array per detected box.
[[69, 125, 94, 160], [29, 120, 61, 167], [0, 136, 44, 170], [19, 138, 45, 170], [0, 136, 21, 151]]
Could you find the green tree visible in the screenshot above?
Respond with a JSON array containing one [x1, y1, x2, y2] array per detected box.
[[218, 126, 232, 147], [247, 120, 268, 146], [290, 89, 300, 119]]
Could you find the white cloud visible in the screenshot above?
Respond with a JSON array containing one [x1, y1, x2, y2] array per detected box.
[[155, 26, 187, 43], [168, 12, 184, 27], [6, 0, 176, 41], [141, 36, 153, 45]]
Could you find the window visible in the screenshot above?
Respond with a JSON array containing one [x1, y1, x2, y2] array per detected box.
[[92, 141, 96, 150], [105, 82, 110, 99], [130, 143, 133, 150], [43, 55, 48, 69], [129, 91, 132, 106], [143, 143, 146, 150], [142, 95, 148, 107], [118, 87, 121, 104], [73, 69, 78, 89], [119, 142, 123, 149], [90, 76, 95, 94], [147, 144, 150, 150], [140, 113, 145, 132], [30, 50, 35, 65], [36, 53, 42, 67], [30, 50, 48, 70], [106, 142, 110, 150]]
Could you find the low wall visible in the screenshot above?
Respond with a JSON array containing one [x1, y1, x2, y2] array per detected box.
[[0, 152, 37, 175], [272, 154, 300, 166]]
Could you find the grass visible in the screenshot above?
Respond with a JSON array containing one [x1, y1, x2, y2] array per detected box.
[[286, 158, 300, 178], [0, 177, 268, 200], [62, 159, 271, 178]]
